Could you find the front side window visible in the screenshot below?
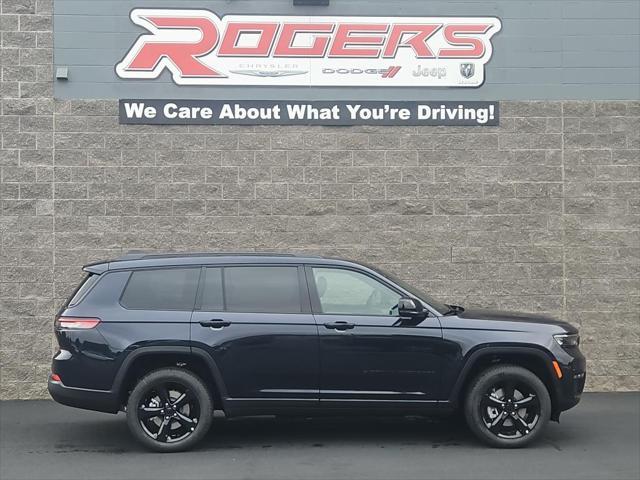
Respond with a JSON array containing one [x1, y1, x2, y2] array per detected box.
[[120, 268, 199, 310], [223, 266, 301, 314], [312, 267, 400, 316]]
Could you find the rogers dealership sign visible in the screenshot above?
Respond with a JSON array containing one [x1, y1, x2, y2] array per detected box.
[[115, 9, 501, 87]]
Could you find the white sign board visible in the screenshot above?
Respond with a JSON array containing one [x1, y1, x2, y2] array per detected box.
[[116, 9, 501, 87]]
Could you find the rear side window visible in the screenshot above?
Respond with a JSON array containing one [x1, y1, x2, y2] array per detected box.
[[67, 274, 99, 307], [200, 267, 224, 311], [223, 266, 301, 314], [120, 268, 199, 311]]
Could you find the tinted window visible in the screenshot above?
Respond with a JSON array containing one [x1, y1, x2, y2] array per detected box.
[[68, 274, 99, 307], [121, 268, 199, 310], [224, 266, 301, 313], [201, 267, 224, 311], [365, 263, 449, 314], [312, 267, 400, 316]]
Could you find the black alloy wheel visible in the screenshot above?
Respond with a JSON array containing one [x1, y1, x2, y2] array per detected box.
[[126, 368, 213, 452], [137, 382, 200, 443], [480, 380, 540, 439], [464, 364, 551, 448]]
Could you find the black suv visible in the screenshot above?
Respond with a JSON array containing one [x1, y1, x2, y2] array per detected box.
[[49, 253, 585, 452]]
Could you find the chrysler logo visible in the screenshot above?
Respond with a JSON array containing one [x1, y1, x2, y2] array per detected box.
[[230, 69, 307, 78]]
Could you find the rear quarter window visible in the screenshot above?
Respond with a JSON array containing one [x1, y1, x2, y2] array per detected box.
[[67, 273, 100, 307], [120, 268, 199, 311]]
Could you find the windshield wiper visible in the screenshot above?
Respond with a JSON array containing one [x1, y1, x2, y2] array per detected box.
[[442, 304, 465, 316]]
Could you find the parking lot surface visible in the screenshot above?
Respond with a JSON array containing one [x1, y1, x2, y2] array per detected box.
[[1, 393, 638, 480]]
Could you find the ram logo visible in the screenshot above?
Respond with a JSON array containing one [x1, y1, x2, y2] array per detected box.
[[460, 63, 475, 79]]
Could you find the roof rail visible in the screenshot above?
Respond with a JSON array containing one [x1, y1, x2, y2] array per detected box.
[[112, 251, 312, 262]]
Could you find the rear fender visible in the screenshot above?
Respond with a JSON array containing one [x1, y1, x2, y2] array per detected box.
[[111, 346, 229, 409]]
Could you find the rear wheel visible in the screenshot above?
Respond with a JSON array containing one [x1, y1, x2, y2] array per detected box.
[[126, 368, 213, 452], [464, 364, 551, 448]]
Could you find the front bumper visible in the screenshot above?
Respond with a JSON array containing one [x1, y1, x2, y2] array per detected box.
[[48, 378, 120, 414], [555, 351, 587, 413]]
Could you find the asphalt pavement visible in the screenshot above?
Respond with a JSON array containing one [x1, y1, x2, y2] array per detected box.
[[1, 393, 638, 480]]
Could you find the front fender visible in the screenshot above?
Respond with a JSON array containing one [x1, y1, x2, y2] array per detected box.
[[446, 344, 561, 410]]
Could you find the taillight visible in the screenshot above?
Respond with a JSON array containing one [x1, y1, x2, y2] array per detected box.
[[55, 317, 101, 329], [50, 373, 61, 382]]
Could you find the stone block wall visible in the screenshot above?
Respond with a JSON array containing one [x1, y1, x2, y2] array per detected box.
[[1, 0, 638, 398]]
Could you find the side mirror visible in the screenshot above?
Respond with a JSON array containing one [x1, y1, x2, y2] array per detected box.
[[398, 297, 426, 320]]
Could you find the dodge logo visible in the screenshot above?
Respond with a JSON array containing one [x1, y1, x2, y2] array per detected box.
[[322, 67, 402, 78]]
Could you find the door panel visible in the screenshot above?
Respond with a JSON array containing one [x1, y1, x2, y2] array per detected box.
[[190, 311, 319, 400], [318, 314, 443, 401], [308, 266, 444, 403], [190, 265, 319, 403]]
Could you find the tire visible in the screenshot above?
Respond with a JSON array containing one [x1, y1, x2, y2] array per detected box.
[[464, 364, 551, 448], [126, 368, 213, 452]]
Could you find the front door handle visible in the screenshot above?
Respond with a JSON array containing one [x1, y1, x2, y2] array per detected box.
[[323, 321, 355, 331], [199, 319, 231, 328]]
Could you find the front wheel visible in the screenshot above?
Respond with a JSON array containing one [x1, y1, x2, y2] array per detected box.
[[126, 368, 213, 452], [464, 364, 551, 448]]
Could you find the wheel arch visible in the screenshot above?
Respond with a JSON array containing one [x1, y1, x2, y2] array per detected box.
[[112, 346, 228, 411], [449, 345, 562, 420]]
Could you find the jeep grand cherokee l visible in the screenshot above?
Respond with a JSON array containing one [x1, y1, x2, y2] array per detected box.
[[48, 253, 586, 452]]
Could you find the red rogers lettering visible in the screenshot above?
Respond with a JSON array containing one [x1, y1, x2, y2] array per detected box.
[[115, 9, 501, 87]]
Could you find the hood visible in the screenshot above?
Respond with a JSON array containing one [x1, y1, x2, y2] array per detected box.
[[456, 308, 578, 333]]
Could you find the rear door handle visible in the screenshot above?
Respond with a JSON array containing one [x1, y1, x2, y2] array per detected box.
[[199, 319, 231, 328], [323, 321, 355, 331]]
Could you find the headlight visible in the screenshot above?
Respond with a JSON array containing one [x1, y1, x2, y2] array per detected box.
[[554, 333, 580, 347]]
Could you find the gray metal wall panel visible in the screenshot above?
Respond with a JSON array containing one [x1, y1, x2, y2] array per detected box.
[[54, 0, 640, 100]]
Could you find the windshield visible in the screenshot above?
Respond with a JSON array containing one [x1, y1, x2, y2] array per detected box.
[[366, 264, 450, 314]]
